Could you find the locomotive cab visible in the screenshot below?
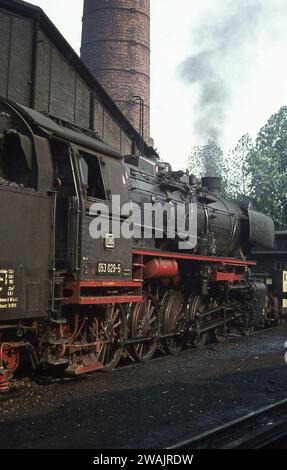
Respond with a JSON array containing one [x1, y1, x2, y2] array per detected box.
[[24, 110, 135, 284], [70, 144, 133, 282]]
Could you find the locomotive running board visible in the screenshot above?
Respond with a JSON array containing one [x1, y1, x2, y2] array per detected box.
[[61, 250, 255, 306], [61, 280, 143, 306], [132, 249, 256, 267]]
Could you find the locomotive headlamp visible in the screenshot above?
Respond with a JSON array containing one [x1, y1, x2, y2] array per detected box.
[[104, 234, 116, 250]]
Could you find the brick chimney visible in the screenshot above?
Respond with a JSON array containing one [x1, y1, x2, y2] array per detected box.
[[81, 0, 151, 143]]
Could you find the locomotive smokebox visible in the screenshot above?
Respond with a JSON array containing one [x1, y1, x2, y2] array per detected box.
[[202, 176, 222, 194]]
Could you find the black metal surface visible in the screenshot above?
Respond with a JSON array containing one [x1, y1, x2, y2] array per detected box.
[[168, 398, 287, 449], [249, 208, 275, 250], [251, 231, 287, 320], [0, 93, 277, 387], [17, 101, 123, 159], [0, 96, 276, 308], [29, 16, 39, 109], [126, 156, 274, 257]]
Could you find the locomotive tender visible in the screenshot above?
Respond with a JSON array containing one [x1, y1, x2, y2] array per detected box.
[[0, 97, 275, 391], [252, 231, 287, 323]]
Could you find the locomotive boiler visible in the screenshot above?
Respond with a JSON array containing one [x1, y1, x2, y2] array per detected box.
[[125, 154, 274, 258], [0, 97, 275, 392]]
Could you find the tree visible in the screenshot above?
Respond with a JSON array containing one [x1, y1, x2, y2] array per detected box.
[[186, 107, 287, 229], [187, 137, 252, 200], [188, 140, 224, 178], [222, 134, 253, 200], [246, 106, 287, 229]]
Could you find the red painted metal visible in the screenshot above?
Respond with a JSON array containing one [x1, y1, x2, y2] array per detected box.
[[211, 272, 243, 282], [75, 296, 143, 305], [61, 248, 253, 307], [66, 360, 104, 375], [0, 343, 20, 393], [133, 249, 256, 267], [62, 291, 143, 305], [78, 281, 142, 288], [0, 378, 10, 393], [62, 278, 143, 306], [144, 259, 179, 280]]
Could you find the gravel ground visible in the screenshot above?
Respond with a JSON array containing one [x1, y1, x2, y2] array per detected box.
[[0, 326, 286, 449]]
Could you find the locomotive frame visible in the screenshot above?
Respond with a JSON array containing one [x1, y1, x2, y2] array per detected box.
[[0, 97, 276, 392]]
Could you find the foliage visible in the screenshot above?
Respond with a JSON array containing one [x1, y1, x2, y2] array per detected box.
[[246, 106, 287, 229], [222, 134, 253, 201], [187, 106, 287, 229], [188, 140, 224, 178]]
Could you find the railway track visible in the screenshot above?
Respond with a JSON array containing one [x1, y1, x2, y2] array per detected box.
[[115, 324, 284, 371], [2, 324, 283, 397], [168, 398, 287, 449]]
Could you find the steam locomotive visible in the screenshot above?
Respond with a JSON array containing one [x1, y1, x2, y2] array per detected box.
[[0, 97, 275, 392]]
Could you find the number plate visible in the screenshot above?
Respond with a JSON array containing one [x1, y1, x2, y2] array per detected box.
[[0, 267, 19, 310], [97, 262, 122, 276]]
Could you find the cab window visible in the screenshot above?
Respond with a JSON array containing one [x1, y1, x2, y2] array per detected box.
[[78, 152, 106, 200], [0, 132, 36, 189]]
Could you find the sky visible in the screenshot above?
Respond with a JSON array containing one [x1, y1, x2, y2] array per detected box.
[[30, 0, 287, 170]]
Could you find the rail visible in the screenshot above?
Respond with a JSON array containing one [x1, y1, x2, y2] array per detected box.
[[168, 398, 287, 449]]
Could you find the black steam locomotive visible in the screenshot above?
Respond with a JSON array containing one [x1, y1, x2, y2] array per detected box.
[[0, 97, 275, 391]]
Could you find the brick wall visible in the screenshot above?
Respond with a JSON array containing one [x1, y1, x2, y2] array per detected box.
[[0, 7, 134, 154], [81, 0, 151, 141]]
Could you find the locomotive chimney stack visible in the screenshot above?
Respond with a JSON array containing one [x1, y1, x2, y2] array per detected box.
[[81, 0, 151, 144], [202, 176, 222, 194]]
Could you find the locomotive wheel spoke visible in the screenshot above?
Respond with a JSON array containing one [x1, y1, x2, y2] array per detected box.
[[110, 308, 120, 325], [100, 344, 107, 365], [187, 295, 209, 349], [162, 291, 186, 355], [99, 304, 127, 371], [210, 300, 226, 344], [131, 294, 159, 363], [147, 305, 155, 319], [139, 343, 144, 357]]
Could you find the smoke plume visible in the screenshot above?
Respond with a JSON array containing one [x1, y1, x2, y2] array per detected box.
[[179, 0, 263, 144]]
